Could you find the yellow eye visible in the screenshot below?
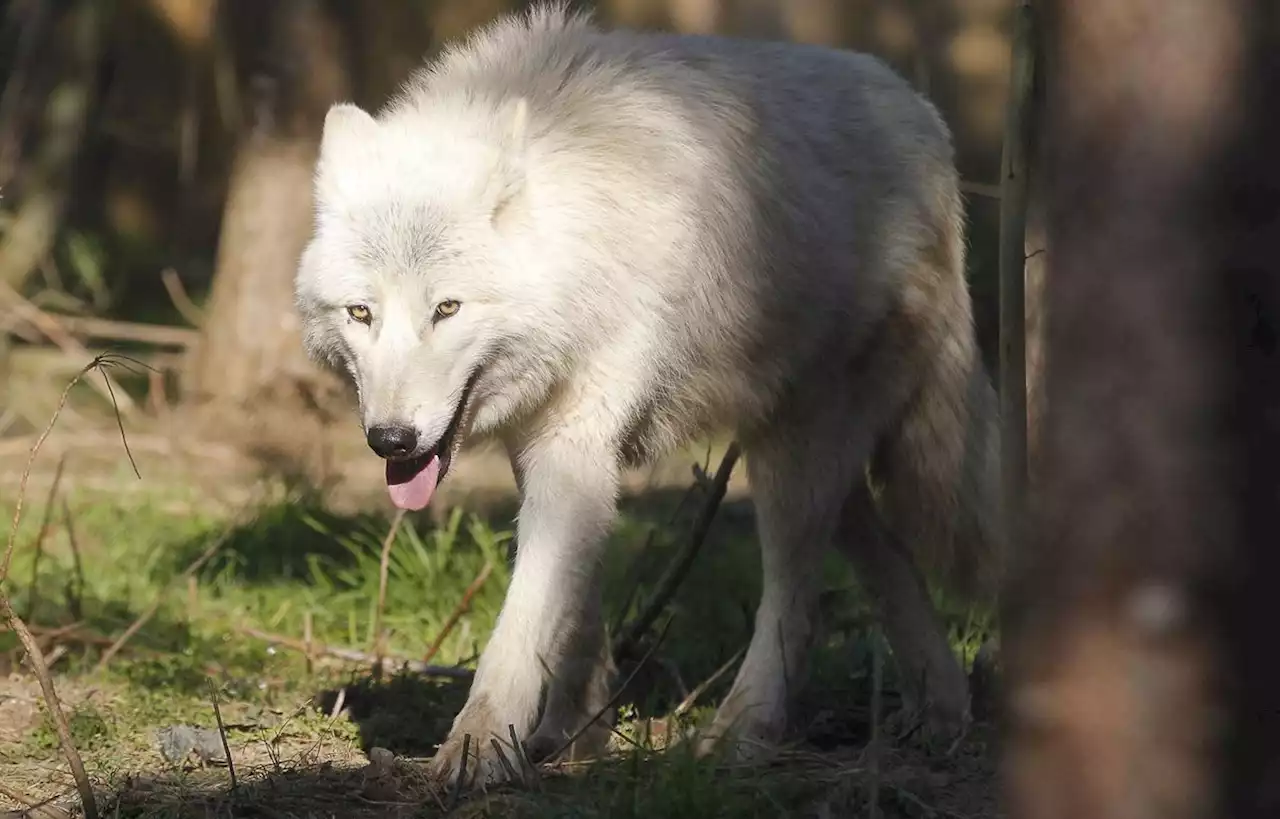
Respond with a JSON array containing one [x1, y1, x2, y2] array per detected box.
[[346, 304, 372, 324], [434, 300, 461, 320]]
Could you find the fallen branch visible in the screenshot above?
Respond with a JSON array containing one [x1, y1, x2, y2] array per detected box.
[[3, 621, 223, 674], [6, 346, 185, 378], [421, 561, 494, 665], [237, 625, 475, 680], [25, 620, 87, 644], [612, 443, 740, 662], [4, 311, 198, 349], [0, 783, 38, 808], [93, 529, 231, 674], [0, 283, 136, 415]]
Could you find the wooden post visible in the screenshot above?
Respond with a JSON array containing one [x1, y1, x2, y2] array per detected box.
[[998, 0, 1037, 551]]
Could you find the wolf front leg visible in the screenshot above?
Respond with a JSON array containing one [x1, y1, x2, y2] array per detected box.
[[504, 444, 617, 766], [427, 427, 619, 788]]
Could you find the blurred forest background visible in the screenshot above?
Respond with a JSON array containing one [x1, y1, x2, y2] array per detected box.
[[0, 0, 1027, 496]]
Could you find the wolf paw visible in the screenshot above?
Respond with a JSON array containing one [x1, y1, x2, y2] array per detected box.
[[426, 699, 533, 789], [426, 728, 526, 789]]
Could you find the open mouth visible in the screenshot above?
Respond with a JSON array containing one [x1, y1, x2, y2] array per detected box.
[[384, 368, 482, 511]]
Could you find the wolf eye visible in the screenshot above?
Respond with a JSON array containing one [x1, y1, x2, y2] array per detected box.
[[346, 304, 372, 325], [433, 300, 461, 321]]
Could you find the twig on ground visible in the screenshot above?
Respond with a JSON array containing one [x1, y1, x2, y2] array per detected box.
[[422, 561, 494, 665], [612, 443, 740, 662], [672, 645, 746, 719], [8, 622, 220, 672], [490, 737, 521, 785], [0, 782, 38, 807], [549, 615, 674, 764], [510, 724, 540, 791], [449, 734, 472, 808], [208, 682, 238, 790], [371, 509, 407, 675], [93, 529, 231, 674], [24, 454, 66, 619], [0, 598, 98, 819], [160, 268, 204, 328], [237, 625, 475, 679]]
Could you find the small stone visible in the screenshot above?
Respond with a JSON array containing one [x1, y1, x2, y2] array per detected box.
[[368, 746, 395, 773], [156, 725, 228, 766]]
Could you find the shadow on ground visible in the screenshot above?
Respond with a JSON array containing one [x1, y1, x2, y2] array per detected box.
[[101, 723, 1003, 819]]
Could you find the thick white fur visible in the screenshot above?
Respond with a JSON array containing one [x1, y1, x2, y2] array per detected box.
[[296, 3, 1001, 787]]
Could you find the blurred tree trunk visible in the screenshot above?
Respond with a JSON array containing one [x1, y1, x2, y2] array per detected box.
[[0, 0, 104, 290], [1003, 1, 1280, 818], [183, 0, 354, 411], [349, 0, 433, 108]]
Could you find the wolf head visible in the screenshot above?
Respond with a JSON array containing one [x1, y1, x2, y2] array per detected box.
[[295, 97, 574, 511]]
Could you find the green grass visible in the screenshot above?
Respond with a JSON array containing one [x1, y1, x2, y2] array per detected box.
[[0, 475, 998, 818]]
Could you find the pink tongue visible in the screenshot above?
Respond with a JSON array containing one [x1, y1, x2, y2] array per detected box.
[[386, 454, 441, 511]]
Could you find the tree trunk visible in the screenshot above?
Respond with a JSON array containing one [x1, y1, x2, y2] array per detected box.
[[183, 0, 353, 411], [1003, 1, 1280, 818]]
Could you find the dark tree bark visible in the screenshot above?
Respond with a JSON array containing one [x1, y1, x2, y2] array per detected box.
[[1003, 1, 1280, 818]]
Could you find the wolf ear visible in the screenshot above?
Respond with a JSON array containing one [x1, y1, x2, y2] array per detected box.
[[492, 98, 530, 225], [319, 103, 378, 166]]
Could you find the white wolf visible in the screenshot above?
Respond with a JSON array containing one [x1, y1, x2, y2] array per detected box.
[[296, 2, 1002, 786]]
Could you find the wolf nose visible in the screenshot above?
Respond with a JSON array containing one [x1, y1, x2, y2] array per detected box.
[[367, 424, 418, 459]]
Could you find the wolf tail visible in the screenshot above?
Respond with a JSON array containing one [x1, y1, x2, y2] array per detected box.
[[869, 169, 1005, 606]]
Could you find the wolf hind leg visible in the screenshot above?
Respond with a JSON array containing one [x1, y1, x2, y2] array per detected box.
[[698, 391, 881, 761], [832, 482, 972, 741]]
